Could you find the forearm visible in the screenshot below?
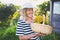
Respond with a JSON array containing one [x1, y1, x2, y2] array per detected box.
[[19, 33, 37, 40]]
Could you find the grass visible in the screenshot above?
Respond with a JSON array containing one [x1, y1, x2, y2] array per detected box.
[[41, 33, 60, 40], [0, 24, 19, 40]]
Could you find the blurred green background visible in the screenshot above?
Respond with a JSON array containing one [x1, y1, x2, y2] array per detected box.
[[0, 1, 60, 40]]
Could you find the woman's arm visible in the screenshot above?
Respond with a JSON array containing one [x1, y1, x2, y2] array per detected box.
[[19, 33, 39, 40], [19, 33, 46, 40]]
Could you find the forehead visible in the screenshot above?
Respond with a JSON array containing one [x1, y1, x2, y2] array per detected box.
[[23, 8, 33, 10]]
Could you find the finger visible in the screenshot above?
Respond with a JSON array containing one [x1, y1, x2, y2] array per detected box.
[[40, 33, 46, 35]]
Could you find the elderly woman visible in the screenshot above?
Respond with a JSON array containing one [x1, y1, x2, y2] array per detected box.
[[16, 3, 45, 40]]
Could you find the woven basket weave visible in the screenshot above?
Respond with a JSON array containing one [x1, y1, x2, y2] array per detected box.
[[31, 23, 52, 35]]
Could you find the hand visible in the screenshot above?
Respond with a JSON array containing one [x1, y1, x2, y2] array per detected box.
[[39, 33, 46, 36], [36, 33, 46, 36]]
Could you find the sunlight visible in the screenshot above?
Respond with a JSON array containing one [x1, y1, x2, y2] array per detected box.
[[0, 0, 48, 7]]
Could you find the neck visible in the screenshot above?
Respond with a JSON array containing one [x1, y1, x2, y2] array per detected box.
[[24, 16, 33, 23], [25, 16, 33, 21]]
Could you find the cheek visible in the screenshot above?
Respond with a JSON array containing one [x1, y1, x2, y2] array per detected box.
[[26, 13, 33, 17], [30, 11, 33, 14], [26, 11, 30, 14], [26, 11, 33, 17]]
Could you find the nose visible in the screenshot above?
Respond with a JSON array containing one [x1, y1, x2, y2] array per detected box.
[[30, 11, 33, 14]]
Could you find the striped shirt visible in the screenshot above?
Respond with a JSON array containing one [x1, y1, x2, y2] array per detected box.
[[16, 19, 40, 40]]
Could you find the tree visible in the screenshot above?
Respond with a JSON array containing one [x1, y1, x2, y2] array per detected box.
[[34, 1, 50, 24], [0, 3, 20, 27], [37, 1, 50, 16]]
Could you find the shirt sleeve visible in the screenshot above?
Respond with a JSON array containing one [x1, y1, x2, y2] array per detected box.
[[16, 20, 24, 35]]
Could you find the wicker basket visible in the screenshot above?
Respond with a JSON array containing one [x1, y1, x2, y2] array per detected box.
[[31, 23, 53, 35]]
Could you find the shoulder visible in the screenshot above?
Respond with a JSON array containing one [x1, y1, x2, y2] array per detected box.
[[17, 20, 23, 23], [17, 19, 25, 25]]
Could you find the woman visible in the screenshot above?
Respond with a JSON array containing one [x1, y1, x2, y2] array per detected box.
[[16, 3, 45, 40]]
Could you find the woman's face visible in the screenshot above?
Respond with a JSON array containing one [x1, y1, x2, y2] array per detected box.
[[24, 8, 33, 18]]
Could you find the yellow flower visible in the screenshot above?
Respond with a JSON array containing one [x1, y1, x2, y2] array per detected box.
[[34, 15, 43, 23]]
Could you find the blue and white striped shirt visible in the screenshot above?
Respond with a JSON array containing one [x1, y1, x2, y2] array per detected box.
[[16, 20, 40, 40]]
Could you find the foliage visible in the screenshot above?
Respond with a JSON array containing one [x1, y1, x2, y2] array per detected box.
[[34, 1, 50, 24], [33, 15, 49, 24], [37, 1, 50, 16], [41, 32, 60, 40], [34, 15, 43, 24], [0, 3, 20, 28], [0, 24, 19, 40], [0, 4, 15, 22], [0, 16, 19, 40], [0, 2, 20, 40]]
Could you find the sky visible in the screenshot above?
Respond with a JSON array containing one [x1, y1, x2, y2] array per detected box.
[[0, 0, 49, 7]]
